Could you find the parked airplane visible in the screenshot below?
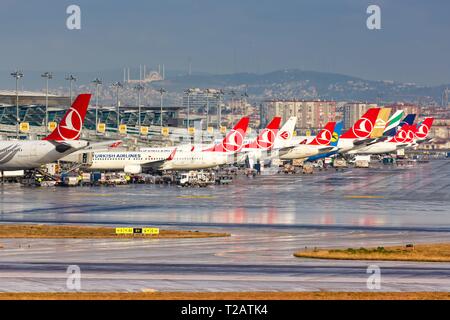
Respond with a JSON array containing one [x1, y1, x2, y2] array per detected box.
[[0, 94, 92, 171], [408, 117, 434, 146], [278, 121, 338, 160], [337, 108, 381, 153], [88, 117, 251, 173], [347, 118, 429, 155], [382, 110, 404, 136], [305, 122, 343, 162], [383, 113, 416, 137], [240, 116, 298, 167], [370, 108, 391, 138]]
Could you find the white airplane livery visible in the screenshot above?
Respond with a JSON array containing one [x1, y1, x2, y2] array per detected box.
[[0, 94, 92, 171], [279, 121, 338, 160], [348, 118, 434, 155], [88, 117, 251, 173]]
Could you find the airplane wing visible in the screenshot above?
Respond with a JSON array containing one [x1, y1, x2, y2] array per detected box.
[[353, 138, 377, 146], [140, 148, 177, 170], [317, 146, 337, 154]]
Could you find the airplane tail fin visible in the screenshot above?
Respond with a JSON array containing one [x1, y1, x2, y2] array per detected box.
[[274, 116, 297, 148], [203, 117, 250, 152], [308, 122, 336, 146], [340, 108, 380, 139], [389, 123, 416, 143], [43, 94, 91, 141], [383, 110, 404, 136], [330, 122, 343, 147], [371, 108, 391, 138], [243, 116, 281, 149], [402, 114, 417, 126], [415, 117, 434, 139]]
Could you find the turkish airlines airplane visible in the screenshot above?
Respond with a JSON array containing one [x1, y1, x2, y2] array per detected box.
[[279, 121, 338, 160], [411, 117, 434, 145], [0, 94, 92, 171], [337, 108, 381, 153], [88, 117, 251, 173], [239, 116, 298, 166], [347, 118, 434, 155]]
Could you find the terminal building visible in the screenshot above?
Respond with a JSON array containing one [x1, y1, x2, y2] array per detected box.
[[0, 90, 183, 137]]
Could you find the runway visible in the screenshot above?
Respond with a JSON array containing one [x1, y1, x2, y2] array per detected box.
[[0, 160, 449, 292]]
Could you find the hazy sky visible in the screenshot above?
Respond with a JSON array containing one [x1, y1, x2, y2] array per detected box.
[[0, 0, 449, 85]]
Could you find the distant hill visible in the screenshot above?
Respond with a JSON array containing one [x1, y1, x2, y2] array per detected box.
[[153, 69, 448, 104], [0, 68, 447, 104]]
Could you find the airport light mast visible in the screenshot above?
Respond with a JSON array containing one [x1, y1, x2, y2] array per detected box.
[[241, 91, 249, 116], [11, 70, 24, 138], [216, 89, 224, 130], [92, 78, 102, 130], [229, 90, 236, 123], [205, 89, 210, 130], [184, 88, 193, 129], [134, 84, 144, 128], [41, 72, 53, 133], [112, 82, 123, 131], [65, 74, 77, 104], [157, 88, 166, 134]]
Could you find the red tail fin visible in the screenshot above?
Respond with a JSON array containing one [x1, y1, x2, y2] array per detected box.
[[415, 117, 434, 139], [340, 108, 380, 139], [43, 94, 91, 141], [389, 124, 416, 143], [167, 148, 177, 160], [203, 117, 250, 152], [242, 116, 281, 150], [308, 122, 336, 146]]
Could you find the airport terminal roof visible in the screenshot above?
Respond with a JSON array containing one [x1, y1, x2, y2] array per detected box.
[[0, 90, 59, 97]]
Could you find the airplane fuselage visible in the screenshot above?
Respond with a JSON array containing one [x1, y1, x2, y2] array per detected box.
[[347, 141, 403, 155], [0, 140, 88, 170], [280, 145, 327, 160]]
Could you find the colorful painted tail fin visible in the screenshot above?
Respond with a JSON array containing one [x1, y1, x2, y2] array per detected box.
[[383, 110, 403, 136], [401, 114, 417, 126], [203, 117, 250, 152], [414, 117, 434, 139], [330, 122, 343, 147], [43, 94, 91, 141], [243, 116, 281, 150], [385, 113, 416, 136], [389, 124, 416, 143], [273, 116, 297, 148], [340, 108, 380, 139], [308, 122, 336, 146], [371, 108, 391, 138]]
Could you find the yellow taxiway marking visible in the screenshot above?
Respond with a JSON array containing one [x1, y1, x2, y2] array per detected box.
[[344, 195, 385, 199], [177, 195, 215, 199], [141, 288, 158, 293]]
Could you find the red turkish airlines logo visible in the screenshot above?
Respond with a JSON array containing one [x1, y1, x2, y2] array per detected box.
[[394, 130, 408, 143], [352, 118, 373, 138], [256, 129, 276, 149], [279, 131, 290, 140], [57, 107, 82, 140], [415, 124, 429, 139], [222, 129, 244, 152], [315, 129, 332, 145], [406, 130, 414, 141]]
